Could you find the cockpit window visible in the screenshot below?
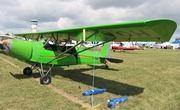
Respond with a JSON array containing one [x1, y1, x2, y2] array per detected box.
[[44, 43, 77, 54]]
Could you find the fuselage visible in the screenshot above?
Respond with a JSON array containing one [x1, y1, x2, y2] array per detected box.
[[5, 39, 106, 66]]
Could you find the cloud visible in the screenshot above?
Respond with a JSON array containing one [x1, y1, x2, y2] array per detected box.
[[84, 0, 146, 9], [57, 17, 74, 28], [0, 0, 179, 41]]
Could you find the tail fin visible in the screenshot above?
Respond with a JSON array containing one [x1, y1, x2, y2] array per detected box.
[[100, 42, 123, 63], [100, 42, 111, 57]]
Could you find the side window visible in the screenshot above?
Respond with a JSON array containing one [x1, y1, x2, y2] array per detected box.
[[44, 43, 57, 51], [60, 46, 76, 54]]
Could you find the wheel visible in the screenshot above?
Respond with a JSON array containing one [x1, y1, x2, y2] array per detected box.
[[23, 67, 32, 76], [40, 75, 51, 85]]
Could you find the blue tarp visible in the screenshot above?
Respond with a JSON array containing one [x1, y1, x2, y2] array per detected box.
[[172, 40, 180, 44]]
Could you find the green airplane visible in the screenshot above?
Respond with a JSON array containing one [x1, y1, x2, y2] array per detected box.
[[1, 19, 177, 85]]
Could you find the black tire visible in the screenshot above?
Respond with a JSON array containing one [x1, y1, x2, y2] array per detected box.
[[23, 67, 32, 76], [40, 75, 51, 85]]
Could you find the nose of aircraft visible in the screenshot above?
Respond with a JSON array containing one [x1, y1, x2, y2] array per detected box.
[[2, 39, 12, 55]]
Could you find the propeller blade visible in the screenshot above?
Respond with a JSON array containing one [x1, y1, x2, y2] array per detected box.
[[2, 40, 11, 45], [0, 39, 12, 55]]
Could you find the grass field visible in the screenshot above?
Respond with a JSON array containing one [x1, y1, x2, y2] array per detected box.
[[0, 49, 179, 110]]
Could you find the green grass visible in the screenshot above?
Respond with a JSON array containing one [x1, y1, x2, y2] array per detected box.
[[0, 49, 180, 110]]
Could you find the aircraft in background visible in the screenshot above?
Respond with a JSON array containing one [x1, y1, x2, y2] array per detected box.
[[111, 42, 140, 52], [0, 19, 177, 84], [157, 42, 178, 49], [82, 41, 103, 48]]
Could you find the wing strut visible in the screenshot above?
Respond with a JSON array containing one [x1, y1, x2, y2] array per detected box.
[[46, 39, 84, 64], [51, 32, 117, 61], [43, 34, 54, 47], [83, 28, 86, 41], [46, 30, 98, 64]]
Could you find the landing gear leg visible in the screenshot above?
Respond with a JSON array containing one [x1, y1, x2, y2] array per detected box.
[[22, 63, 54, 85], [39, 63, 54, 85]]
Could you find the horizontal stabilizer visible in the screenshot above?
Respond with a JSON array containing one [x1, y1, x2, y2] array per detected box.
[[105, 57, 123, 63]]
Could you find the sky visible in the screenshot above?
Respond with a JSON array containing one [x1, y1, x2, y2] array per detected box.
[[0, 0, 179, 42]]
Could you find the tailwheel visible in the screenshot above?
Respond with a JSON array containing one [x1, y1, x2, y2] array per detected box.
[[23, 67, 32, 76], [105, 64, 109, 69], [40, 74, 51, 85], [105, 61, 109, 69]]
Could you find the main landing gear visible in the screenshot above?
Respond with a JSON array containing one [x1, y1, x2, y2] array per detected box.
[[23, 63, 54, 85]]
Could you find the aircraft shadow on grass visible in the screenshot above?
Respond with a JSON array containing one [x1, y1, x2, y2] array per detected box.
[[114, 51, 139, 54], [10, 65, 144, 96], [87, 64, 119, 71]]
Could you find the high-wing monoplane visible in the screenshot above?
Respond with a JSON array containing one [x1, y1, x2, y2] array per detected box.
[[1, 19, 177, 84]]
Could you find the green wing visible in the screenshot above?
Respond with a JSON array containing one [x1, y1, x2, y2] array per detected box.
[[14, 19, 177, 42]]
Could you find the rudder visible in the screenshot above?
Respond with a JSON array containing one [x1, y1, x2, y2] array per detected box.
[[100, 42, 111, 57]]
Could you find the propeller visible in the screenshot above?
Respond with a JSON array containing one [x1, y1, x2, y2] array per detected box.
[[0, 35, 11, 49], [1, 40, 12, 55]]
